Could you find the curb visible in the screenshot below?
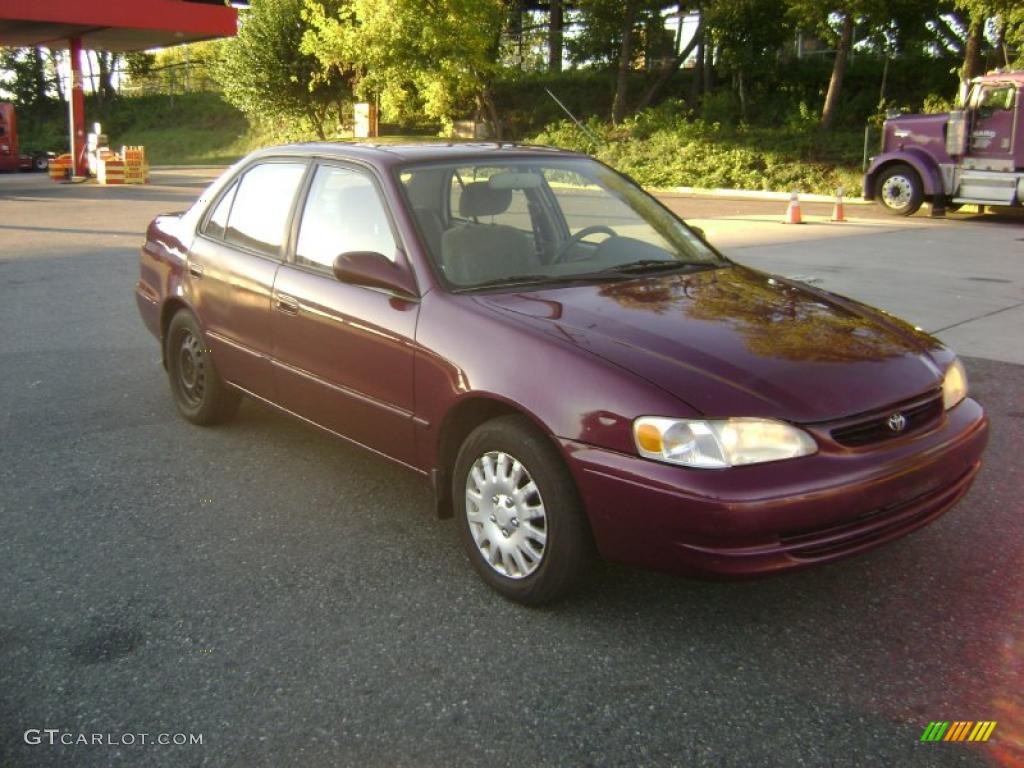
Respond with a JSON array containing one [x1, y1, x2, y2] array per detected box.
[[658, 186, 869, 204]]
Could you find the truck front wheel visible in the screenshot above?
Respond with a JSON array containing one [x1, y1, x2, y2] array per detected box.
[[875, 164, 923, 216]]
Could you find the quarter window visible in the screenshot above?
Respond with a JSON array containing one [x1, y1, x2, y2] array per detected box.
[[224, 162, 306, 257], [204, 181, 237, 240], [295, 165, 397, 271]]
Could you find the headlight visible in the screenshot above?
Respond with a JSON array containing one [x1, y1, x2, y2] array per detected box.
[[942, 359, 968, 410], [633, 417, 818, 468]]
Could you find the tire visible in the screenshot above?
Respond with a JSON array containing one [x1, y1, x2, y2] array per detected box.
[[165, 310, 240, 425], [875, 163, 923, 216], [453, 415, 595, 605], [32, 154, 48, 172]]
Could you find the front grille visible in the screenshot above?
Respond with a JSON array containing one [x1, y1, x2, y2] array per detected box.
[[830, 392, 943, 447]]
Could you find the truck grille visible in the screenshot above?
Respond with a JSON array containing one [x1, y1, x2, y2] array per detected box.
[[830, 391, 943, 447]]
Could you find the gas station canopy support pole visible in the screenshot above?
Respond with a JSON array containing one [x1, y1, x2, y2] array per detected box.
[[68, 36, 86, 178]]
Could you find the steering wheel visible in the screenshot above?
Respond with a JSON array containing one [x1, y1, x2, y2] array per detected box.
[[554, 225, 617, 262]]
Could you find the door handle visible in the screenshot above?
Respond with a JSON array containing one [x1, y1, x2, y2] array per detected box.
[[275, 293, 299, 315], [188, 261, 204, 279]]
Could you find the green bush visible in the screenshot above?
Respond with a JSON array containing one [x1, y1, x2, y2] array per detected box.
[[532, 115, 865, 196]]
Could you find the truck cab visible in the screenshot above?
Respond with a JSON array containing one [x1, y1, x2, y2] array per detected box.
[[863, 71, 1024, 215], [0, 102, 51, 173]]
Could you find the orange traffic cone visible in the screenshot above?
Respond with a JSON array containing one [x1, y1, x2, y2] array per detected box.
[[784, 191, 803, 224], [832, 187, 846, 222]]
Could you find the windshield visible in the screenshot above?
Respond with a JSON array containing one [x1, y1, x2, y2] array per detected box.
[[397, 156, 725, 292]]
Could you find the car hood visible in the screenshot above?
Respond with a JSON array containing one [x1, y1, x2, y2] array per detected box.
[[475, 266, 946, 422]]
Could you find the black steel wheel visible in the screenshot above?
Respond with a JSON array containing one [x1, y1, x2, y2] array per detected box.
[[165, 310, 240, 425]]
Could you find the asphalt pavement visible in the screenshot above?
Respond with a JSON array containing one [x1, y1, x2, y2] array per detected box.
[[1, 170, 1021, 767]]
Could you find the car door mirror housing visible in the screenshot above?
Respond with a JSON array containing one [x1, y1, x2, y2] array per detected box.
[[332, 251, 418, 298]]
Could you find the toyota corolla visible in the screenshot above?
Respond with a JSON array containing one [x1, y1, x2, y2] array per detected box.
[[135, 143, 988, 604]]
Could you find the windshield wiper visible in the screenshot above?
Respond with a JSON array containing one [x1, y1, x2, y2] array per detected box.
[[452, 261, 716, 292], [586, 259, 711, 277], [452, 274, 555, 292]]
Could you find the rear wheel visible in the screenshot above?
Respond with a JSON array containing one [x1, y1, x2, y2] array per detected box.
[[875, 164, 923, 216], [165, 310, 240, 425], [454, 415, 595, 605], [32, 154, 48, 172]]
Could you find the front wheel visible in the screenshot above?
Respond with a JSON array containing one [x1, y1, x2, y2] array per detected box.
[[875, 164, 923, 216], [454, 415, 595, 605], [165, 310, 240, 425], [32, 154, 49, 172]]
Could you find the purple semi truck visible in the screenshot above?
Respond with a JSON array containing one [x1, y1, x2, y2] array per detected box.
[[863, 70, 1024, 216]]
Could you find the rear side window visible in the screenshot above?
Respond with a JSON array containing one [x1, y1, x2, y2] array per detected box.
[[224, 162, 306, 257]]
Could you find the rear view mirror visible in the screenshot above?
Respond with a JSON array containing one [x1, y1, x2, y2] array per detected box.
[[333, 251, 418, 298]]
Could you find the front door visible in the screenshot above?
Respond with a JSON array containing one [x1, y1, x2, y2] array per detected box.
[[270, 162, 419, 466], [968, 83, 1017, 165]]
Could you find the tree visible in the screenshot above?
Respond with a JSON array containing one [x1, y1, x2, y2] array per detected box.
[[706, 0, 793, 121], [0, 47, 50, 105], [569, 0, 677, 122], [549, 0, 564, 71], [955, 0, 1024, 79], [612, 0, 640, 123], [787, 1, 890, 130], [820, 10, 854, 130], [218, 0, 352, 140], [95, 52, 120, 104], [303, 0, 507, 136], [634, 8, 704, 113]]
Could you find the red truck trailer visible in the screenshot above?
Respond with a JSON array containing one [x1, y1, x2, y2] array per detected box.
[[0, 103, 52, 173]]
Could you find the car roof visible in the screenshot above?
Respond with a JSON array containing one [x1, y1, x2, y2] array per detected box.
[[972, 71, 1024, 86], [245, 141, 588, 169]]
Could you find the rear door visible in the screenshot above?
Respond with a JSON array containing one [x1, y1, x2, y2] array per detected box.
[[187, 160, 307, 399], [270, 162, 420, 465]]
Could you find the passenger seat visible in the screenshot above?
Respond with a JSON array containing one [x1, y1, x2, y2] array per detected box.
[[441, 182, 538, 285]]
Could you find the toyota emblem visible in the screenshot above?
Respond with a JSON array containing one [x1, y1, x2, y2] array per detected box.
[[887, 412, 907, 432]]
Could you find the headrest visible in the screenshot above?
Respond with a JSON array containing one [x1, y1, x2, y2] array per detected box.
[[459, 181, 512, 218]]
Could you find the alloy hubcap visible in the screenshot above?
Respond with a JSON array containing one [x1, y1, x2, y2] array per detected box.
[[882, 175, 913, 209], [465, 451, 547, 579]]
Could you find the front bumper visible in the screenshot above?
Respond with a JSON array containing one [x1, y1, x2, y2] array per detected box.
[[560, 398, 988, 577]]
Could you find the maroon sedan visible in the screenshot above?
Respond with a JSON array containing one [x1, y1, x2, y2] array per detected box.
[[135, 143, 988, 604]]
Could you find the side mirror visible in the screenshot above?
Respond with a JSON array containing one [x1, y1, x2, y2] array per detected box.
[[690, 225, 706, 241], [332, 250, 418, 298]]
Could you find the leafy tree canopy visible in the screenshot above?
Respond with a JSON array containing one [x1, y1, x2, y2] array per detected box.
[[302, 0, 506, 132], [218, 0, 353, 139]]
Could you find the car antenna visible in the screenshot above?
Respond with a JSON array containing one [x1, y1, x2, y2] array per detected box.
[[544, 88, 604, 147]]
